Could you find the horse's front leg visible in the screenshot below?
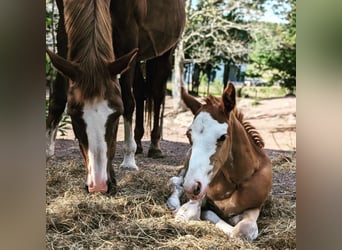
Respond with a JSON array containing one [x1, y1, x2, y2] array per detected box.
[[46, 1, 68, 158], [46, 73, 68, 158], [119, 65, 139, 170]]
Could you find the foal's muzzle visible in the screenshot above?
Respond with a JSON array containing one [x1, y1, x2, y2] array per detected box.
[[184, 181, 205, 200]]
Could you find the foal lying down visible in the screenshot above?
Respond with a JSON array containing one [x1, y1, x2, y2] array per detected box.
[[167, 83, 272, 240]]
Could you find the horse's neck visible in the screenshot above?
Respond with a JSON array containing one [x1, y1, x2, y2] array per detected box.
[[224, 114, 260, 182]]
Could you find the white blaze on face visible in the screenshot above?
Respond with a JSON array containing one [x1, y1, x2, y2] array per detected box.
[[183, 112, 228, 196], [83, 99, 115, 191]]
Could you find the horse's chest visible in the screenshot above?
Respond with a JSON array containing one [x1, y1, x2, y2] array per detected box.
[[207, 174, 236, 200]]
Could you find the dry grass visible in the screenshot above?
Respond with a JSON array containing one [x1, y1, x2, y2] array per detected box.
[[46, 152, 296, 249]]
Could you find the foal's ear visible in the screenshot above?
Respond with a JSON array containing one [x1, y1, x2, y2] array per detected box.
[[181, 87, 202, 115], [108, 48, 138, 77], [46, 49, 80, 81], [222, 82, 236, 114]]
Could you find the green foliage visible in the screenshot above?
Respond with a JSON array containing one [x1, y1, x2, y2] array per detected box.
[[247, 0, 296, 93], [184, 0, 266, 67], [45, 98, 71, 136], [236, 86, 290, 99]]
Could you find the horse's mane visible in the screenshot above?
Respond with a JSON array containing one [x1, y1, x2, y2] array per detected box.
[[64, 0, 114, 100], [234, 109, 265, 148], [204, 95, 265, 148]]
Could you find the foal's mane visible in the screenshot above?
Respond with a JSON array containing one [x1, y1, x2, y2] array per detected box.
[[233, 109, 265, 148], [204, 96, 265, 148], [64, 0, 114, 100]]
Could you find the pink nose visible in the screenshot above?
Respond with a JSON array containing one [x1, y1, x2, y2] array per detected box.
[[184, 181, 202, 199]]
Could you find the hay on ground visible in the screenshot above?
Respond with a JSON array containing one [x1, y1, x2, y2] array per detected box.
[[46, 152, 296, 249]]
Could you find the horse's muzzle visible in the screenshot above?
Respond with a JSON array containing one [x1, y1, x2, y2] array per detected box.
[[184, 181, 206, 200]]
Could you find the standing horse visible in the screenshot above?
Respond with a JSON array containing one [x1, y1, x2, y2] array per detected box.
[[46, 0, 138, 193], [167, 83, 272, 240], [46, 0, 185, 192], [109, 0, 185, 164], [133, 49, 174, 159]]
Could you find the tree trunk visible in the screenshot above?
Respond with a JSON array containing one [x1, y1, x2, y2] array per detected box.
[[172, 39, 186, 111]]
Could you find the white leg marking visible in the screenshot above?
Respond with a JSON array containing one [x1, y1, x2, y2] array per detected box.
[[201, 210, 234, 236], [83, 99, 114, 189], [46, 127, 57, 158], [232, 208, 260, 240], [167, 176, 184, 211], [120, 118, 138, 170], [233, 220, 258, 241], [175, 200, 201, 221]]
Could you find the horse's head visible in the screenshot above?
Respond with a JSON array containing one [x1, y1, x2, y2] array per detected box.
[[181, 83, 236, 200], [46, 48, 138, 193]]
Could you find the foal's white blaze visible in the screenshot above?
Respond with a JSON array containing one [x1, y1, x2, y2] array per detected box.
[[183, 112, 228, 197], [83, 99, 115, 192]]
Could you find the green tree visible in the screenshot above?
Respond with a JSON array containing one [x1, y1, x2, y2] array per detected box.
[[267, 0, 296, 93], [247, 0, 296, 93]]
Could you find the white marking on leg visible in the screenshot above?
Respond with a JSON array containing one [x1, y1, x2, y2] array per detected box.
[[46, 127, 57, 158], [83, 99, 114, 190], [167, 176, 184, 211], [175, 199, 202, 221], [232, 220, 258, 240], [202, 210, 234, 236], [183, 112, 228, 195], [120, 118, 138, 170]]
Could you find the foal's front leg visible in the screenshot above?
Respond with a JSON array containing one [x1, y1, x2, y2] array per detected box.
[[202, 208, 260, 241], [167, 169, 186, 211]]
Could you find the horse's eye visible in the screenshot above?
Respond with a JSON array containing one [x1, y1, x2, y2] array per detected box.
[[217, 134, 226, 142]]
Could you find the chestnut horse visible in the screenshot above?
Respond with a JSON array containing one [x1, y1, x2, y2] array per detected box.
[[46, 0, 185, 193], [167, 83, 272, 240]]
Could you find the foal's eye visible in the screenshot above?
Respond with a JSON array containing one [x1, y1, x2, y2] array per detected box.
[[217, 134, 227, 142]]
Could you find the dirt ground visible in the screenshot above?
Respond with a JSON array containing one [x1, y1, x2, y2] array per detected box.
[[56, 95, 296, 151], [47, 95, 296, 249]]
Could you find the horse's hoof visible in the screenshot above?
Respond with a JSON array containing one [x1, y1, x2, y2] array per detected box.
[[167, 197, 180, 211], [148, 148, 164, 158], [120, 162, 139, 171]]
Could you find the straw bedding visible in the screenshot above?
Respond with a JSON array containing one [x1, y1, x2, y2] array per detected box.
[[46, 140, 296, 249]]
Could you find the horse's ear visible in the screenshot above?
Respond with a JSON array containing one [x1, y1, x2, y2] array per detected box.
[[46, 49, 79, 81], [222, 82, 236, 114], [108, 48, 138, 77], [181, 87, 202, 115]]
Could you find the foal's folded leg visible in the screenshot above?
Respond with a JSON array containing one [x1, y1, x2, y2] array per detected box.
[[231, 208, 260, 241], [201, 210, 234, 236], [202, 208, 260, 240], [175, 199, 201, 221], [167, 176, 184, 211]]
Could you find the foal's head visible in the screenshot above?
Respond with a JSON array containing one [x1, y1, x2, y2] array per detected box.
[[46, 0, 138, 193], [181, 83, 237, 200]]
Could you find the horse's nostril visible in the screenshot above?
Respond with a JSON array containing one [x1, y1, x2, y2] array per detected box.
[[193, 182, 201, 196]]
